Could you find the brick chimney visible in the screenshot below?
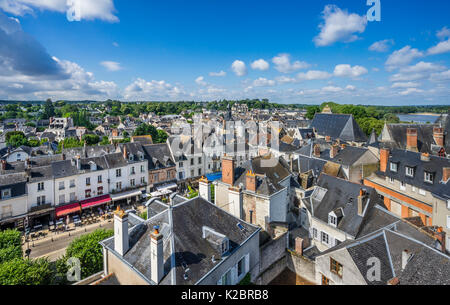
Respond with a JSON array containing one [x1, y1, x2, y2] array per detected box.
[[433, 127, 444, 147], [380, 148, 390, 172], [150, 225, 164, 284], [357, 189, 365, 216], [402, 249, 413, 270], [295, 237, 304, 256], [246, 170, 256, 192], [313, 144, 321, 157], [113, 206, 129, 256], [330, 144, 339, 159], [443, 168, 450, 183], [222, 155, 235, 185], [406, 128, 418, 152], [123, 144, 128, 160]]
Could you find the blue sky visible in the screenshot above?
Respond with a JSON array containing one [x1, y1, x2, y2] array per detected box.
[[0, 0, 449, 105]]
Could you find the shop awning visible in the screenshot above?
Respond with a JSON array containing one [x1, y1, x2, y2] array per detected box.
[[80, 195, 111, 210], [150, 189, 172, 197], [156, 182, 177, 191], [110, 189, 142, 202], [55, 203, 80, 217]]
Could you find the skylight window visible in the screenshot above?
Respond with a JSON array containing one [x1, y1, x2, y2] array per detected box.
[[237, 223, 244, 231]]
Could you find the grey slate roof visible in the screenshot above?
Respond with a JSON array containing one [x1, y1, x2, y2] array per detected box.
[[318, 223, 450, 285], [101, 196, 260, 285], [373, 148, 450, 199], [311, 174, 382, 238], [142, 143, 175, 170], [311, 113, 367, 143], [231, 156, 291, 196]]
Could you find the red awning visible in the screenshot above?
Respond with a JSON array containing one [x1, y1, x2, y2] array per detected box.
[[80, 194, 111, 210], [55, 203, 81, 217]]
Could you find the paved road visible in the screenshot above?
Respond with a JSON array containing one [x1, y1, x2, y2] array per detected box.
[[25, 221, 114, 261]]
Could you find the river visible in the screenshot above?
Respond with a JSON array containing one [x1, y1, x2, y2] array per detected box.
[[397, 114, 440, 124]]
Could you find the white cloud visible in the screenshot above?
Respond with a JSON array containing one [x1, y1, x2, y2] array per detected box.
[[427, 39, 450, 55], [112, 42, 119, 47], [0, 0, 119, 22], [436, 26, 450, 40], [385, 46, 424, 70], [399, 61, 445, 74], [275, 76, 297, 84], [250, 59, 269, 71], [209, 70, 226, 77], [297, 70, 332, 81], [100, 61, 122, 71], [252, 77, 275, 87], [195, 76, 207, 86], [231, 60, 247, 76], [272, 54, 309, 73], [322, 86, 343, 93], [430, 70, 450, 82], [391, 82, 420, 88], [124, 78, 185, 100], [313, 5, 367, 47], [399, 88, 424, 96], [369, 39, 394, 52], [345, 85, 356, 91], [334, 64, 368, 78]]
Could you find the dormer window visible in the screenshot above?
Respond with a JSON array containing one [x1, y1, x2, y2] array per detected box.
[[221, 240, 229, 254], [405, 166, 414, 177], [328, 214, 337, 227], [1, 189, 11, 199], [390, 162, 398, 173], [424, 171, 434, 184], [129, 154, 134, 161]]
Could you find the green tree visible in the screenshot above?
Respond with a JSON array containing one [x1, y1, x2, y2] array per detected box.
[[156, 129, 168, 143], [306, 106, 321, 120], [82, 134, 100, 146], [41, 99, 55, 119], [6, 133, 28, 148], [64, 229, 113, 279], [133, 123, 158, 140], [100, 136, 110, 145], [0, 258, 54, 285]]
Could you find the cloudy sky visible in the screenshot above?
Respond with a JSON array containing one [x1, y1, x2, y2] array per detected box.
[[0, 0, 449, 105]]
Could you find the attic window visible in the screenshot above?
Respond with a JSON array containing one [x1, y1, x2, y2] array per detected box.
[[405, 166, 414, 177], [221, 240, 229, 254], [424, 172, 434, 184], [1, 189, 11, 199], [328, 214, 337, 227], [390, 162, 398, 173]]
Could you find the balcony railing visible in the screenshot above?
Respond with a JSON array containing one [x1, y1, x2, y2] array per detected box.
[[110, 183, 147, 194]]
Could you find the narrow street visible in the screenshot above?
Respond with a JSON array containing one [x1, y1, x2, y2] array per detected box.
[[25, 221, 114, 261]]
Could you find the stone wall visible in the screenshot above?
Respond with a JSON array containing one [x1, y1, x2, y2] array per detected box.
[[254, 232, 288, 285], [285, 249, 316, 284]]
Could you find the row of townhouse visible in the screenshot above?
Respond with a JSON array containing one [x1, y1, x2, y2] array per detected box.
[[0, 143, 151, 229]]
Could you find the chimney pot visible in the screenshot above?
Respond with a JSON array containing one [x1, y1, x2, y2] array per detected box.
[[433, 127, 444, 147], [113, 207, 129, 256], [406, 128, 418, 152], [380, 148, 390, 172], [443, 168, 450, 183]]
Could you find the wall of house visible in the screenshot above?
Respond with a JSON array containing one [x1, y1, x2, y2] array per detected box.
[[432, 196, 450, 238], [314, 248, 367, 285], [28, 180, 54, 209], [6, 151, 29, 162], [364, 175, 434, 225], [310, 217, 349, 252], [243, 193, 269, 227], [285, 250, 316, 284], [269, 188, 288, 223], [105, 249, 149, 285], [215, 182, 230, 213], [77, 170, 109, 201], [54, 175, 78, 207], [253, 232, 288, 285], [0, 195, 27, 221]]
